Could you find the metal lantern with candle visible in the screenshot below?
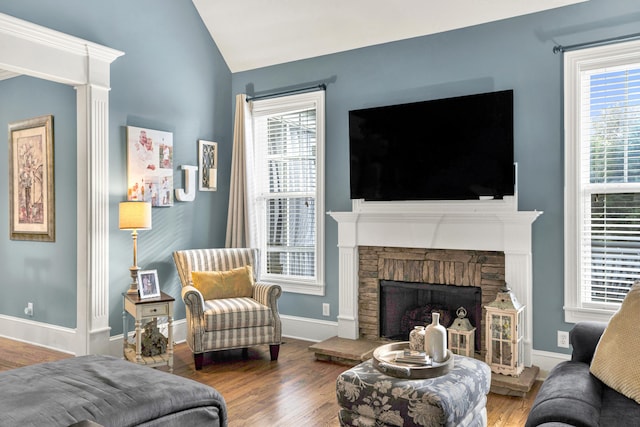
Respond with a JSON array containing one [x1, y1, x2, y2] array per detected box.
[[447, 306, 476, 357], [485, 284, 525, 377]]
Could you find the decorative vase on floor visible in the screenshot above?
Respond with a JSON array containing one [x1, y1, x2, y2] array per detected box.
[[425, 312, 447, 362]]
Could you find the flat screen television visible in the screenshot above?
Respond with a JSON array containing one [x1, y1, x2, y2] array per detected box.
[[348, 89, 515, 201]]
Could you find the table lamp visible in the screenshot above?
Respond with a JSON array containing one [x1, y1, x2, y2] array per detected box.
[[119, 201, 152, 295]]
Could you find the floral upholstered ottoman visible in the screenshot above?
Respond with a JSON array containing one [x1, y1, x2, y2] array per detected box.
[[336, 355, 491, 427]]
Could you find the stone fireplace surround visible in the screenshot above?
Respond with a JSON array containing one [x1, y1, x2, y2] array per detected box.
[[329, 197, 542, 367], [361, 246, 505, 356]]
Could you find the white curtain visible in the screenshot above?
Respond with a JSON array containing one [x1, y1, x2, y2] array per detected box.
[[225, 94, 256, 248]]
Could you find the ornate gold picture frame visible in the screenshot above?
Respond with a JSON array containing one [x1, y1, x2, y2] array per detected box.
[[8, 115, 55, 242]]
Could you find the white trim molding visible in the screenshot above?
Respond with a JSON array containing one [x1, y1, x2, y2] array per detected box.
[[0, 12, 124, 355], [0, 315, 76, 355], [249, 90, 326, 296], [329, 196, 542, 367], [280, 314, 338, 343], [531, 349, 571, 379], [563, 38, 640, 324]]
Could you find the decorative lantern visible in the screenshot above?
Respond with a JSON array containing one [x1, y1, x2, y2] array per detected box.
[[485, 284, 525, 377], [447, 307, 476, 357]]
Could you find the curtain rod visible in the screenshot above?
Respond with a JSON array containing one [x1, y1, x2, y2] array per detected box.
[[553, 32, 640, 54], [245, 83, 326, 102]]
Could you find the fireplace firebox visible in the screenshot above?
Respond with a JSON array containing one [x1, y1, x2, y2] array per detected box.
[[380, 280, 482, 351]]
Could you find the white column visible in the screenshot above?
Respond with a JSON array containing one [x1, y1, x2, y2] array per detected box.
[[504, 251, 533, 367], [76, 82, 112, 355], [75, 44, 122, 356], [337, 246, 359, 339], [330, 212, 360, 339], [502, 217, 537, 367], [0, 13, 123, 355]]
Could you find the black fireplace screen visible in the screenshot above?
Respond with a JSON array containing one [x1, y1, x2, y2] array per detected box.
[[380, 280, 482, 351]]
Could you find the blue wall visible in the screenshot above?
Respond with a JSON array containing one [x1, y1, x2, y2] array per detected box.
[[232, 0, 640, 353], [1, 0, 638, 354], [0, 0, 232, 334], [0, 77, 77, 326]]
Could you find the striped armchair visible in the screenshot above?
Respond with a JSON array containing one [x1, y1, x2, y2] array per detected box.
[[173, 248, 282, 370]]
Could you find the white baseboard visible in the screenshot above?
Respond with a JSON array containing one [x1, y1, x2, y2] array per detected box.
[[0, 313, 337, 357], [0, 312, 572, 380], [531, 349, 570, 379], [106, 316, 336, 356], [280, 314, 338, 342], [106, 316, 337, 357], [0, 314, 76, 355]]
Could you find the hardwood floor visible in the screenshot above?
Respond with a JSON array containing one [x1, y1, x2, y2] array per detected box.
[[0, 336, 539, 426]]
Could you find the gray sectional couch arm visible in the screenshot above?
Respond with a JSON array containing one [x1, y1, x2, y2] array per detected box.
[[569, 321, 606, 364], [526, 321, 640, 427]]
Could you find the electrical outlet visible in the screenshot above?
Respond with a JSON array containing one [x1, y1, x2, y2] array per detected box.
[[322, 303, 330, 317], [557, 330, 569, 348], [24, 302, 34, 317]]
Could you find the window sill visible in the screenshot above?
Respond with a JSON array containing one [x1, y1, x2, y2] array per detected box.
[[280, 282, 324, 296], [564, 305, 615, 324], [259, 277, 325, 296]]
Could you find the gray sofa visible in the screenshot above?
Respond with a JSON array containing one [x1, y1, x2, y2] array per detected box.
[[0, 355, 227, 426], [526, 321, 640, 427]]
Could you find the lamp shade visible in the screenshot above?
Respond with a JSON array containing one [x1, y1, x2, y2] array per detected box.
[[119, 201, 152, 230]]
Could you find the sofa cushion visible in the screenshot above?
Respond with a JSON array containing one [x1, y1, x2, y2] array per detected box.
[[598, 385, 640, 426], [203, 297, 272, 331], [0, 355, 227, 426], [191, 265, 254, 300], [525, 361, 602, 427], [590, 282, 640, 404]]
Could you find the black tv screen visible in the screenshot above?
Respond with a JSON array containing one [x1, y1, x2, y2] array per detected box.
[[349, 90, 515, 201]]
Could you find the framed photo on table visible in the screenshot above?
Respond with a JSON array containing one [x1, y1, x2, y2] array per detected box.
[[126, 126, 174, 207], [8, 115, 55, 242], [198, 140, 217, 191], [138, 270, 161, 299]]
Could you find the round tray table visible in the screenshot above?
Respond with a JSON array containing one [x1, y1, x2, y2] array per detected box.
[[372, 341, 454, 379]]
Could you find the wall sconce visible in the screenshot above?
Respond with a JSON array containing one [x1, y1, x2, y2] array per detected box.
[[119, 201, 152, 295]]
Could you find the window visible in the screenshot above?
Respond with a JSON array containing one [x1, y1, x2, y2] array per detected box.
[[248, 91, 325, 295], [564, 40, 640, 323]]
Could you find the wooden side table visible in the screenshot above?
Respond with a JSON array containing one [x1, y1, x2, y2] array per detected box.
[[123, 291, 174, 372]]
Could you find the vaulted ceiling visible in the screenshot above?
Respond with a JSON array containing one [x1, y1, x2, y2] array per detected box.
[[193, 0, 587, 73]]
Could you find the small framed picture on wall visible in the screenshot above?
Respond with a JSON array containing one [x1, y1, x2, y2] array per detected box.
[[198, 140, 217, 191]]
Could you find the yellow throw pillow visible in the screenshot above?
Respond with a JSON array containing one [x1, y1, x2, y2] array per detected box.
[[590, 281, 640, 404], [191, 265, 255, 300]]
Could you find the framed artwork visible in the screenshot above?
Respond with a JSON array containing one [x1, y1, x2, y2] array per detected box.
[[8, 115, 55, 242], [138, 269, 161, 299], [126, 126, 174, 207], [198, 140, 217, 191]]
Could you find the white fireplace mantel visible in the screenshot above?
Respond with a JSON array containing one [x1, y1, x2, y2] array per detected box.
[[328, 196, 542, 366]]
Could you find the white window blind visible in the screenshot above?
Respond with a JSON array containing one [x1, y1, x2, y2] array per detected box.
[[249, 90, 325, 295], [579, 64, 640, 307]]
